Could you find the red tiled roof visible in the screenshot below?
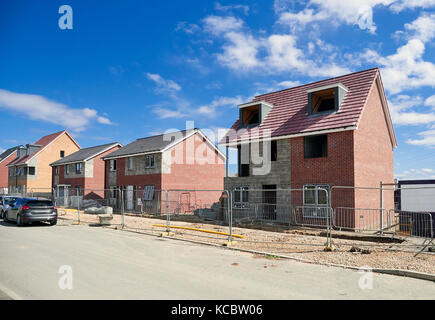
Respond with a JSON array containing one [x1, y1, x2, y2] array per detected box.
[[221, 68, 388, 144], [7, 130, 66, 166]]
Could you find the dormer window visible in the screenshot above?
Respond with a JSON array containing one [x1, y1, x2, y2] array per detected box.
[[307, 83, 348, 116], [238, 101, 273, 128], [242, 105, 259, 126]]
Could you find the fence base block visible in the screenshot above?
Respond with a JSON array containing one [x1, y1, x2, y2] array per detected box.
[[159, 232, 175, 237], [323, 245, 335, 252], [222, 241, 237, 247]]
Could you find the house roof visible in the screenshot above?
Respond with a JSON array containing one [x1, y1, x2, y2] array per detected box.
[[102, 129, 226, 160], [7, 130, 81, 166], [0, 146, 20, 164], [50, 142, 121, 166], [220, 67, 396, 147]]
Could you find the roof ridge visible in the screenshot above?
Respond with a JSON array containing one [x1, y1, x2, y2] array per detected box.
[[135, 128, 197, 141], [79, 142, 120, 150], [254, 67, 379, 99]]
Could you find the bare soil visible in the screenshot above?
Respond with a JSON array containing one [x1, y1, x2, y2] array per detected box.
[[58, 209, 435, 275]]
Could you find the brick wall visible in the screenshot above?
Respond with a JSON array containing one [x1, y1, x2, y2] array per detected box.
[[290, 130, 356, 209], [0, 151, 17, 189], [162, 133, 225, 210], [105, 132, 226, 213], [353, 78, 395, 228]]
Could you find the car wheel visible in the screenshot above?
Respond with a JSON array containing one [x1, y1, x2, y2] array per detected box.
[[50, 220, 57, 226], [4, 212, 8, 222], [16, 215, 23, 226]]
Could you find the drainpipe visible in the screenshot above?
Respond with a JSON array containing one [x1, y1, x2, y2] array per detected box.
[[225, 136, 229, 178], [380, 181, 383, 236]]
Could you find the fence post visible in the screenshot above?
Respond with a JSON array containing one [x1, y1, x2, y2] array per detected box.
[[120, 187, 124, 229], [77, 188, 81, 224], [228, 190, 233, 243], [380, 181, 383, 236], [165, 190, 170, 233]]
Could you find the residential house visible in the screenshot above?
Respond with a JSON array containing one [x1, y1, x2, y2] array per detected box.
[[50, 142, 122, 204], [0, 146, 21, 193], [220, 67, 397, 229], [102, 129, 226, 213], [7, 130, 81, 195]]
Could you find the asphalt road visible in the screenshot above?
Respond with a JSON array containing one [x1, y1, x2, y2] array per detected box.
[[0, 219, 434, 300]]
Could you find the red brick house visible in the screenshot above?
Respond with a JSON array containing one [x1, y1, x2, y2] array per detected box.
[[220, 68, 397, 228], [50, 142, 122, 203], [102, 129, 226, 213], [0, 146, 20, 193]]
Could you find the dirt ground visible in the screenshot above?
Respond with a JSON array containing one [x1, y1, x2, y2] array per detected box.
[[58, 209, 435, 275]]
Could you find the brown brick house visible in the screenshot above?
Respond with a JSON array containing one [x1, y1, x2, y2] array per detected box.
[[220, 68, 397, 228], [102, 129, 226, 213], [50, 142, 122, 204], [7, 130, 81, 194]]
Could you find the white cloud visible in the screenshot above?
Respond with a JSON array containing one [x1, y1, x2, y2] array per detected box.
[[389, 0, 435, 12], [214, 2, 250, 15], [197, 95, 246, 116], [265, 34, 350, 76], [406, 130, 435, 147], [0, 89, 113, 132], [388, 95, 435, 125], [152, 94, 247, 120], [202, 15, 350, 77], [277, 1, 395, 34], [152, 107, 187, 119], [396, 167, 435, 179], [217, 31, 262, 70], [402, 13, 435, 42], [364, 37, 435, 94], [202, 15, 244, 35], [146, 73, 182, 96], [175, 21, 201, 34], [425, 95, 435, 108]]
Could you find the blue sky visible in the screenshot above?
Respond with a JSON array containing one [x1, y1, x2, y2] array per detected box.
[[0, 0, 435, 178]]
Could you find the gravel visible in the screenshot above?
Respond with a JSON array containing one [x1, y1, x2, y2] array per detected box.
[[58, 209, 435, 275]]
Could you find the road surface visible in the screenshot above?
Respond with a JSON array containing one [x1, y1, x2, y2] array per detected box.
[[0, 219, 434, 299]]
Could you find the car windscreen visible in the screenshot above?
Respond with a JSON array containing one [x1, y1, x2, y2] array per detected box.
[[26, 200, 54, 207], [4, 198, 18, 205]]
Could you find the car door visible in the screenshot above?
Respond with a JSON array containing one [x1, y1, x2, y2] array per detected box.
[[8, 198, 20, 221]]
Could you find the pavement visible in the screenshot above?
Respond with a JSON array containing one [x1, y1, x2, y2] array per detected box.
[[0, 219, 434, 300]]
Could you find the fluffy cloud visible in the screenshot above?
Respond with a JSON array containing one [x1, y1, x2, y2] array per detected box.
[[277, 1, 395, 34], [146, 73, 182, 96], [202, 15, 349, 77], [0, 89, 113, 132], [214, 2, 249, 15], [276, 1, 435, 34], [396, 167, 435, 179], [202, 15, 245, 35], [425, 95, 435, 108], [362, 13, 435, 94], [388, 95, 435, 125], [389, 0, 435, 12], [406, 130, 435, 147], [197, 95, 246, 116]]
